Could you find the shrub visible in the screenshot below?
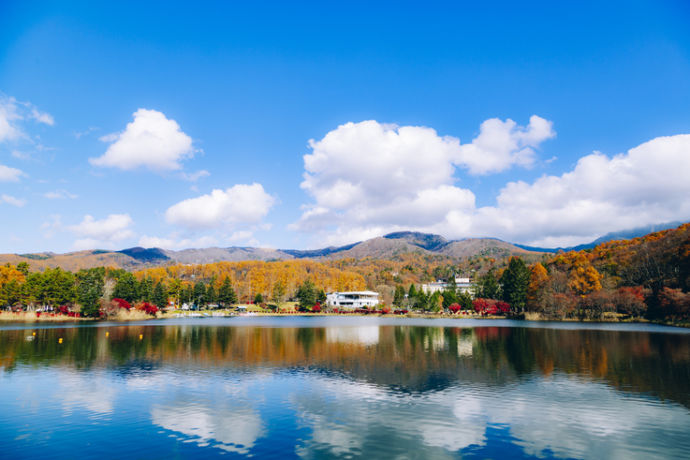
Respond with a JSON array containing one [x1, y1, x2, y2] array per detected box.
[[614, 286, 647, 316], [136, 302, 159, 316], [578, 289, 616, 319], [112, 298, 132, 310], [496, 301, 511, 314], [658, 288, 690, 321], [473, 298, 490, 314]]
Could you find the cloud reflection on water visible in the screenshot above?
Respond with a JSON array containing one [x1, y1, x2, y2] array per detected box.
[[151, 402, 265, 455], [290, 373, 690, 459], [59, 370, 117, 416]]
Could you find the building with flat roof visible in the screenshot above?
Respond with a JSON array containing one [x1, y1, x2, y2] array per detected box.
[[421, 277, 476, 297], [326, 291, 379, 309]]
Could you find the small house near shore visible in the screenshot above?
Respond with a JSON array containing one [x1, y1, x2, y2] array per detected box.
[[326, 291, 380, 309], [421, 277, 476, 296]]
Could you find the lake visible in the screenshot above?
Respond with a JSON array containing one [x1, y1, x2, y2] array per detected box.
[[1, 317, 689, 459]]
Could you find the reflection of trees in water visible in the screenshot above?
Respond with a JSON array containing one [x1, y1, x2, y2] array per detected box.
[[0, 324, 689, 407]]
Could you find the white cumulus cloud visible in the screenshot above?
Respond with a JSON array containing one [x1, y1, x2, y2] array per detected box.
[[473, 133, 690, 246], [294, 118, 690, 248], [69, 214, 135, 250], [90, 109, 194, 171], [293, 119, 487, 242], [166, 183, 275, 229], [456, 115, 555, 175]]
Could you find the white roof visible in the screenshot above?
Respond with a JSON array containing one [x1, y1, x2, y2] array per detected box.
[[330, 291, 379, 296]]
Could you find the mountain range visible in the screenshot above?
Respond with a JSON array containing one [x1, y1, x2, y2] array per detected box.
[[3, 221, 685, 271]]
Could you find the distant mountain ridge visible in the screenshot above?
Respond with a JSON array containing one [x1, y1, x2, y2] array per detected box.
[[118, 247, 170, 263], [515, 221, 685, 253], [2, 221, 687, 271]]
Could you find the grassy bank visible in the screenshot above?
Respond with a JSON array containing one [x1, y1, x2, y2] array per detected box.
[[0, 311, 95, 322], [0, 310, 164, 322]]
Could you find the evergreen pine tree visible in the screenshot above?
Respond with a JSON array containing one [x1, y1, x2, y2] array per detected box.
[[479, 269, 501, 299], [500, 257, 530, 313], [113, 272, 138, 303], [152, 282, 167, 308], [206, 283, 217, 306], [76, 268, 104, 317], [393, 285, 405, 306], [296, 280, 317, 310], [218, 277, 237, 306], [193, 281, 207, 308]]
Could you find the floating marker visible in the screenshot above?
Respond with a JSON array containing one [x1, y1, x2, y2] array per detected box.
[[58, 338, 63, 344], [105, 331, 109, 337], [139, 334, 143, 340], [32, 332, 36, 336]]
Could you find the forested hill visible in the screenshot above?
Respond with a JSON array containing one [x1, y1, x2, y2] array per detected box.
[[522, 222, 690, 322], [0, 232, 541, 271], [2, 223, 688, 274], [0, 223, 688, 324]]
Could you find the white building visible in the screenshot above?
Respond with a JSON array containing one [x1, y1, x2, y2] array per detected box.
[[326, 291, 380, 309], [421, 277, 476, 296]]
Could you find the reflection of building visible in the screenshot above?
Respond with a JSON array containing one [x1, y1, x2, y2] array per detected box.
[[326, 291, 379, 309], [326, 326, 380, 345], [421, 277, 476, 296]]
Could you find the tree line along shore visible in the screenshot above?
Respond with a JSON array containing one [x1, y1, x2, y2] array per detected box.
[[1, 223, 688, 326]]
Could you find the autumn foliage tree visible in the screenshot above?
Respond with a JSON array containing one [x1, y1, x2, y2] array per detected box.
[[567, 253, 602, 295], [527, 262, 549, 311]]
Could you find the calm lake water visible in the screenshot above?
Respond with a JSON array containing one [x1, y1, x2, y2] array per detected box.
[[1, 317, 689, 459]]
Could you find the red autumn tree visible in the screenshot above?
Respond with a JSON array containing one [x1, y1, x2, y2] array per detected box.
[[136, 302, 159, 316], [112, 298, 131, 310]]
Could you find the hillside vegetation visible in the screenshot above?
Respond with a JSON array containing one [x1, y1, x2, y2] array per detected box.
[[523, 223, 690, 322], [1, 224, 688, 324]]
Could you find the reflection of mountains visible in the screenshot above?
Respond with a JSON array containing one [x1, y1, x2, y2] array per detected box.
[[1, 324, 689, 407]]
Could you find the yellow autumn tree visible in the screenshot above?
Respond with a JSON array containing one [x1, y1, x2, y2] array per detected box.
[[568, 253, 602, 295], [0, 264, 25, 286]]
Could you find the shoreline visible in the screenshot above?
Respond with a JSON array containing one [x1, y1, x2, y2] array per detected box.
[[1, 310, 687, 328]]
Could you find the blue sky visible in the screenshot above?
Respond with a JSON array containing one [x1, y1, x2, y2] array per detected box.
[[1, 1, 689, 253]]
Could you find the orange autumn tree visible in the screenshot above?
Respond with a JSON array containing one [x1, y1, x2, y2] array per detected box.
[[527, 262, 549, 309], [567, 253, 602, 295], [0, 264, 26, 285]]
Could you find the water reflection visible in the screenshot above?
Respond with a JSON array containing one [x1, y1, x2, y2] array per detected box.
[[325, 325, 379, 345], [60, 370, 117, 416], [152, 402, 265, 454], [1, 320, 689, 458]]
